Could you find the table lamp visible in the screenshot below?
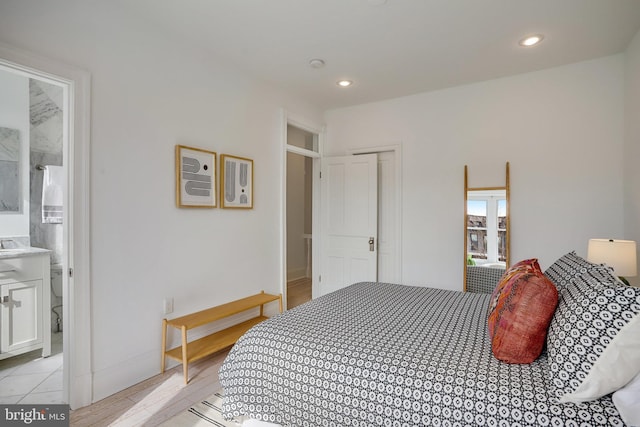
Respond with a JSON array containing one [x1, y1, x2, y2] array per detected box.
[[587, 239, 637, 286]]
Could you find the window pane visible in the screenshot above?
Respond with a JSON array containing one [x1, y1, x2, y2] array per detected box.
[[497, 199, 506, 230], [468, 230, 488, 259], [468, 201, 487, 227], [498, 230, 507, 261], [497, 199, 507, 262], [467, 200, 487, 259], [287, 125, 318, 152]]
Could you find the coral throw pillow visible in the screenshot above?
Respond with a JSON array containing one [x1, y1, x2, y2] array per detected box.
[[487, 260, 558, 364], [507, 258, 542, 274], [487, 258, 542, 320]]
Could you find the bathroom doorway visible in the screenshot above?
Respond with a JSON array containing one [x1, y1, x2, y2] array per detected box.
[[0, 66, 66, 404], [0, 45, 91, 409]]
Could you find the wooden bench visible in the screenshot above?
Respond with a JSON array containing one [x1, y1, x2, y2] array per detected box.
[[161, 291, 282, 384]]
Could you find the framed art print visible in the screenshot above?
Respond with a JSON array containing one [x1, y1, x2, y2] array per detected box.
[[175, 145, 216, 208], [220, 154, 253, 209]]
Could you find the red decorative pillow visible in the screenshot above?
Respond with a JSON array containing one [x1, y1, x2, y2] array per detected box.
[[487, 260, 558, 363], [508, 258, 542, 274], [487, 258, 541, 317]]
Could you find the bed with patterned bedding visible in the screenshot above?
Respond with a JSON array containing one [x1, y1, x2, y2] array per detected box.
[[219, 281, 627, 426]]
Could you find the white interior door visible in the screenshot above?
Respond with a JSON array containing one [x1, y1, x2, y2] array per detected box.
[[320, 154, 378, 295]]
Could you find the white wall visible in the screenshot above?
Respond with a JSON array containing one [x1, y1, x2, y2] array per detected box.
[[0, 69, 29, 236], [325, 55, 625, 291], [0, 0, 323, 401], [624, 29, 640, 287]]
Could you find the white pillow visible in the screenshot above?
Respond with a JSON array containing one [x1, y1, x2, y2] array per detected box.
[[613, 371, 640, 426], [242, 419, 282, 427]]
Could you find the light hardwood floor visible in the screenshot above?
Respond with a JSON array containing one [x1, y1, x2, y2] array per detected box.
[[72, 281, 311, 426], [70, 349, 228, 426], [287, 277, 311, 309]]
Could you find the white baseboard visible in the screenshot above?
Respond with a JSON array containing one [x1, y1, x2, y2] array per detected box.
[[92, 349, 160, 403], [91, 311, 260, 403]]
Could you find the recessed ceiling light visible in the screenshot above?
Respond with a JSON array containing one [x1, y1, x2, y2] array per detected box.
[[309, 58, 325, 69], [519, 34, 544, 47], [337, 80, 353, 88]]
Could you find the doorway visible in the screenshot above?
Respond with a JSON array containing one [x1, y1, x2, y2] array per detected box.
[[285, 125, 317, 309], [0, 44, 91, 409], [0, 65, 67, 404]]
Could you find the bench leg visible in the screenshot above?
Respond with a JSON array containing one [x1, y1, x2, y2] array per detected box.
[[181, 326, 189, 384], [161, 319, 167, 373]]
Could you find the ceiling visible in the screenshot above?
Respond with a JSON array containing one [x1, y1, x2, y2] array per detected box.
[[116, 0, 640, 111]]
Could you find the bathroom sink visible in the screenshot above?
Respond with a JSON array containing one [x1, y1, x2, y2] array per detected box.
[[0, 248, 28, 253]]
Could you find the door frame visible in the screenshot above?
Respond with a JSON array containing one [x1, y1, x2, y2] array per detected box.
[[280, 110, 323, 309], [349, 145, 403, 284], [0, 42, 92, 409]]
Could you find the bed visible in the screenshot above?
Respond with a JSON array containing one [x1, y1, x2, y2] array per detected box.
[[219, 253, 639, 426]]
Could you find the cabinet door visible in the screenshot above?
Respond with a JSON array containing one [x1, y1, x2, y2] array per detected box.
[[1, 280, 43, 353]]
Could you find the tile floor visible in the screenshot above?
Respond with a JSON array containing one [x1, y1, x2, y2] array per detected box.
[[0, 331, 64, 404]]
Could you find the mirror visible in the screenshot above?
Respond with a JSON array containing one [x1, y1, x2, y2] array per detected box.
[[0, 127, 21, 212], [464, 162, 510, 292]]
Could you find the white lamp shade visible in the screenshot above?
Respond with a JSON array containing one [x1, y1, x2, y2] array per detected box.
[[587, 239, 637, 277]]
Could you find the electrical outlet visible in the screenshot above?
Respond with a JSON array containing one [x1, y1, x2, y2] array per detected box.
[[163, 297, 174, 315]]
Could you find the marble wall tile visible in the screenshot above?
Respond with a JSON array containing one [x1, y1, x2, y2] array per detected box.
[[30, 151, 63, 264], [37, 81, 63, 111], [0, 236, 31, 246], [29, 80, 62, 155], [29, 79, 63, 265], [29, 80, 61, 127], [31, 118, 62, 154]]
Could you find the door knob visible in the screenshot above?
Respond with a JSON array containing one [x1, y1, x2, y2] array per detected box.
[[369, 237, 375, 252]]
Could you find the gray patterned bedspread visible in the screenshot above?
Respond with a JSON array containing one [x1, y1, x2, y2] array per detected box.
[[219, 282, 625, 426]]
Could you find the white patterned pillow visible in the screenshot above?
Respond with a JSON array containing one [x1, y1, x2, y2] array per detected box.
[[544, 251, 621, 289], [546, 273, 640, 403]]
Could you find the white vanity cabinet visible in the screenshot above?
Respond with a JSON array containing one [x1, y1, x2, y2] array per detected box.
[[0, 252, 51, 360]]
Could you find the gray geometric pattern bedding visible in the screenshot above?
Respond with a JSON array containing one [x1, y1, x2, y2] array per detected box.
[[219, 282, 625, 426]]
